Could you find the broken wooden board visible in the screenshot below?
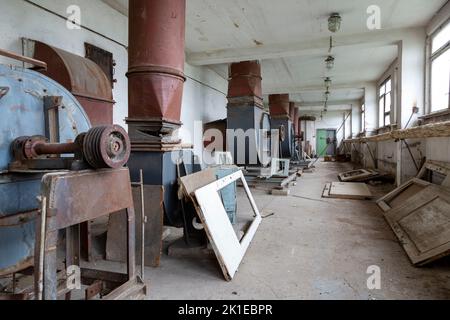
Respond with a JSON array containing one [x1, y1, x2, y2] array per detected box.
[[193, 170, 262, 281], [377, 178, 431, 212], [322, 182, 373, 200], [383, 184, 450, 266], [106, 185, 164, 268], [417, 160, 450, 187], [179, 168, 217, 197], [338, 169, 380, 182]]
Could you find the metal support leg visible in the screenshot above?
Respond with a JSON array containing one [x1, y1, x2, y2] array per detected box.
[[43, 230, 58, 300], [126, 207, 136, 280]]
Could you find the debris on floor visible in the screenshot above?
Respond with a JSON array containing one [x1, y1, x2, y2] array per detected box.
[[338, 169, 381, 182], [377, 160, 450, 266], [322, 182, 373, 200], [382, 184, 450, 266]]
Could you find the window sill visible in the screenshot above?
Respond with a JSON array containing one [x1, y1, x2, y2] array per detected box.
[[419, 109, 450, 125], [377, 124, 398, 134]]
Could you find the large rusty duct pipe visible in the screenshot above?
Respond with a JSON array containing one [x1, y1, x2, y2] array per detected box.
[[127, 0, 186, 142], [294, 107, 300, 136], [227, 60, 263, 108], [290, 102, 300, 135], [269, 94, 290, 118]]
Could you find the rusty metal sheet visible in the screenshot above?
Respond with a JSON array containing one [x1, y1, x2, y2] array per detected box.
[[106, 185, 164, 268], [127, 0, 186, 127], [228, 61, 262, 99], [269, 94, 290, 118], [41, 168, 133, 231], [31, 40, 114, 126]]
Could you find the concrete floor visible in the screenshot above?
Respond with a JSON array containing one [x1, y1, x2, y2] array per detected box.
[[4, 161, 449, 300], [69, 161, 450, 300], [133, 161, 450, 300]]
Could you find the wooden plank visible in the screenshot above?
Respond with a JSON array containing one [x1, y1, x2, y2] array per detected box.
[[376, 178, 431, 212], [322, 183, 332, 198], [106, 185, 164, 268], [193, 170, 262, 281], [383, 185, 450, 266], [179, 168, 217, 196], [328, 182, 373, 200], [345, 121, 450, 143], [338, 169, 378, 182]]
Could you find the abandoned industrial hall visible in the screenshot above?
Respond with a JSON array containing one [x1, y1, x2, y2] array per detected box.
[[1, 0, 450, 303]]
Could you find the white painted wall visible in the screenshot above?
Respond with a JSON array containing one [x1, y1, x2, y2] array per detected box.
[[0, 0, 228, 158], [398, 28, 427, 127], [351, 102, 362, 136], [364, 82, 378, 133], [299, 110, 352, 156]]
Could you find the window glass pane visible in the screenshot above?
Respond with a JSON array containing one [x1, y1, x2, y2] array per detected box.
[[432, 23, 450, 54], [385, 93, 392, 113], [431, 49, 450, 112], [386, 79, 392, 93], [379, 85, 385, 97], [385, 114, 391, 126], [379, 97, 385, 126]]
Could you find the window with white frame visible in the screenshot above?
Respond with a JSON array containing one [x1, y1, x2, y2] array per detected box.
[[379, 77, 392, 127], [430, 21, 450, 112], [361, 103, 365, 132]]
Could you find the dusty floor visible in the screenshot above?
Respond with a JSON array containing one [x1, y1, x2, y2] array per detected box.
[[117, 161, 448, 300], [4, 161, 449, 300], [45, 161, 449, 300]]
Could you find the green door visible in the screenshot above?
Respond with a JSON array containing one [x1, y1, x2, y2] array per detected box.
[[316, 129, 336, 157], [316, 129, 328, 157]]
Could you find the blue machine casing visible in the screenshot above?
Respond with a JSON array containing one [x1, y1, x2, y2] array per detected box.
[[0, 64, 90, 275]]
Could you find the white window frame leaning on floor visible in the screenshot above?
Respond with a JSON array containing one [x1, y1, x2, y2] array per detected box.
[[194, 170, 262, 281]]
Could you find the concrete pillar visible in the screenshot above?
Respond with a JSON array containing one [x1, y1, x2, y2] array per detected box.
[[398, 29, 426, 128], [364, 82, 378, 135], [352, 102, 361, 137]]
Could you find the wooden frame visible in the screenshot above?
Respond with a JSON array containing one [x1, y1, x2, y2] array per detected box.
[[377, 160, 450, 212], [384, 185, 450, 266], [378, 77, 393, 127], [338, 169, 379, 182], [417, 160, 450, 186], [193, 170, 262, 281], [377, 178, 431, 212], [322, 182, 373, 200]]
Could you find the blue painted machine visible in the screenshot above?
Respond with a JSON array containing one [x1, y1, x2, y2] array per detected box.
[[0, 64, 91, 276]]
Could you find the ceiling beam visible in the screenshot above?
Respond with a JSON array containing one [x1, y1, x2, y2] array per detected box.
[[187, 27, 424, 66], [263, 83, 368, 95], [299, 100, 360, 107]]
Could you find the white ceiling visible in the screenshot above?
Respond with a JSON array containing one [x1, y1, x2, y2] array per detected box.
[[102, 0, 447, 109]]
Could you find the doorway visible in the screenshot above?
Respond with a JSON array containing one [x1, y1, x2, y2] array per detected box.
[[316, 129, 337, 157]]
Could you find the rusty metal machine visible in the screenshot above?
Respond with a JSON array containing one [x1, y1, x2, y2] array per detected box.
[[268, 94, 296, 160], [227, 60, 273, 167], [125, 0, 198, 230], [0, 48, 144, 299]]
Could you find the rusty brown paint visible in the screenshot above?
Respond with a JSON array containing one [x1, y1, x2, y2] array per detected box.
[[228, 60, 262, 100], [269, 94, 290, 118], [290, 102, 300, 135], [294, 107, 300, 136], [127, 0, 186, 126], [32, 41, 114, 126]]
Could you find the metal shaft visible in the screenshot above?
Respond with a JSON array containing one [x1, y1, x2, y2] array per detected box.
[[33, 142, 80, 156]]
